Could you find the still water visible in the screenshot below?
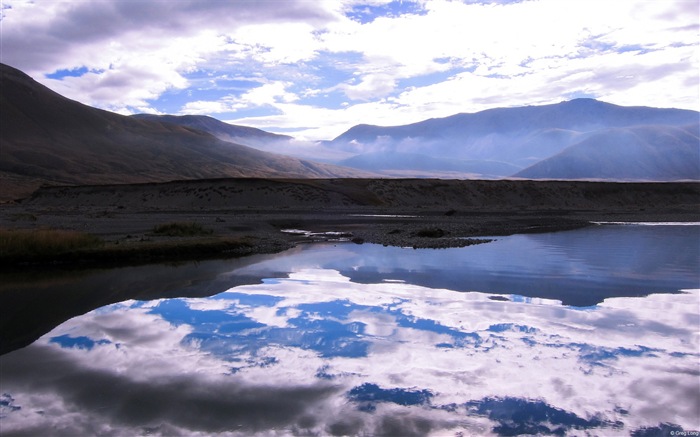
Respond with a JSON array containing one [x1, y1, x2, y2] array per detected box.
[[1, 224, 698, 436]]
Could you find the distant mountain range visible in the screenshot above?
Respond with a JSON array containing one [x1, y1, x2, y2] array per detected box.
[[329, 98, 699, 180], [1, 62, 698, 201], [0, 63, 371, 200]]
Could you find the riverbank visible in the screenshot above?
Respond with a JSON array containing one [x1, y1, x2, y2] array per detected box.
[[2, 178, 698, 269]]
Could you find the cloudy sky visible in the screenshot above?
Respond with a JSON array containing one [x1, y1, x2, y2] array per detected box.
[[2, 0, 698, 140]]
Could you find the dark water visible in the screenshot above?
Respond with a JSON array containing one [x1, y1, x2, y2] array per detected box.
[[1, 224, 698, 436]]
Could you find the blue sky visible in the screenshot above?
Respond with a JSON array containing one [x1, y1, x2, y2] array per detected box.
[[2, 0, 698, 140]]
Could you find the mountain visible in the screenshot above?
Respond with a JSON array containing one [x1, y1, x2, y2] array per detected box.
[[0, 63, 371, 201], [330, 99, 699, 179], [515, 124, 700, 181], [131, 114, 292, 149], [131, 114, 354, 163]]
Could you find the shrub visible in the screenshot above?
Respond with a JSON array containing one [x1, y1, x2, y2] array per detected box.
[[152, 221, 213, 237], [0, 228, 103, 258]]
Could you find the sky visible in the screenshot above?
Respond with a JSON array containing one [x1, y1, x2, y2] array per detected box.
[[1, 0, 698, 141]]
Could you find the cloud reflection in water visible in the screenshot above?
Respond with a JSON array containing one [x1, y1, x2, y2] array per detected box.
[[228, 224, 700, 306], [1, 263, 698, 436], [2, 225, 699, 435]]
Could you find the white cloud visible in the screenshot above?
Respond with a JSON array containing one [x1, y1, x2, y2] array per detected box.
[[230, 22, 322, 65], [226, 100, 414, 141], [3, 265, 698, 435], [340, 72, 398, 100], [181, 80, 299, 115], [1, 0, 697, 137], [1, 0, 334, 113]]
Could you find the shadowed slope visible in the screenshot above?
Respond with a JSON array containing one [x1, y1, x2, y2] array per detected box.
[[131, 114, 293, 148]]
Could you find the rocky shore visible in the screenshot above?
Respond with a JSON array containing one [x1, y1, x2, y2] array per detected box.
[[1, 178, 698, 268]]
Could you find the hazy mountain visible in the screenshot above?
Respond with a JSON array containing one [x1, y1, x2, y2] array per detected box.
[[515, 124, 700, 181], [132, 113, 354, 163], [131, 114, 292, 148], [0, 63, 371, 200], [339, 151, 521, 178], [330, 99, 699, 179], [333, 99, 697, 147]]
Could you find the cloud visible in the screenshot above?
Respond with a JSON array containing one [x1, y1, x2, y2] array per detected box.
[[3, 0, 335, 68], [1, 0, 335, 112], [1, 0, 697, 139], [198, 0, 699, 139], [339, 72, 398, 100], [2, 264, 698, 435], [181, 80, 299, 116], [1, 342, 340, 435]]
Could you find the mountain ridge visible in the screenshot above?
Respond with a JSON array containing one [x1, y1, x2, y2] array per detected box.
[[515, 123, 700, 180], [330, 98, 699, 179], [2, 61, 698, 201], [333, 99, 698, 143], [0, 63, 372, 201], [131, 114, 293, 148]]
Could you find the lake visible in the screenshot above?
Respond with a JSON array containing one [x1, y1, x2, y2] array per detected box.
[[1, 223, 698, 436]]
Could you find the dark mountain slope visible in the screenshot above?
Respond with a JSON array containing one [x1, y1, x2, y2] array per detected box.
[[515, 124, 700, 181], [0, 63, 370, 200]]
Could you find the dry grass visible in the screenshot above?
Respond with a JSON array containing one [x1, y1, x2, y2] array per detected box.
[[1, 227, 259, 268], [0, 228, 103, 258]]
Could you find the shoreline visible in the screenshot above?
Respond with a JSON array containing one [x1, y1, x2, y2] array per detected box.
[[2, 210, 695, 271], [2, 178, 698, 269]]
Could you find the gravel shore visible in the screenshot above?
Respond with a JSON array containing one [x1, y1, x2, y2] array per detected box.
[[1, 178, 698, 267]]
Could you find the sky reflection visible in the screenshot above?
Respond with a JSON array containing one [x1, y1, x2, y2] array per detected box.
[[1, 266, 698, 436], [1, 225, 698, 436], [229, 224, 700, 306]]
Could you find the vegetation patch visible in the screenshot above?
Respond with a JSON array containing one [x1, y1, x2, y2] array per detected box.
[[152, 221, 213, 237], [2, 232, 268, 269], [0, 228, 103, 259]]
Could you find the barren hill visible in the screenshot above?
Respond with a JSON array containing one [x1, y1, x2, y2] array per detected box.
[[0, 63, 371, 201], [131, 114, 293, 148]]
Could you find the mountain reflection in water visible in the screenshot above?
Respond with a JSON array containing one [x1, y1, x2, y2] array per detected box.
[[1, 225, 698, 436]]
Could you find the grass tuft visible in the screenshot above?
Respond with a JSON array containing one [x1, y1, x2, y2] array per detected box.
[[0, 228, 103, 258], [152, 221, 213, 237]]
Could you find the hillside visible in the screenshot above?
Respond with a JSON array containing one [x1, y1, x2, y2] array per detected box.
[[330, 99, 699, 179], [0, 63, 371, 201], [515, 124, 700, 180], [131, 114, 292, 148]]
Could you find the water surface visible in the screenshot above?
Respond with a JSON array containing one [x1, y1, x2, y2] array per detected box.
[[1, 224, 698, 436]]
